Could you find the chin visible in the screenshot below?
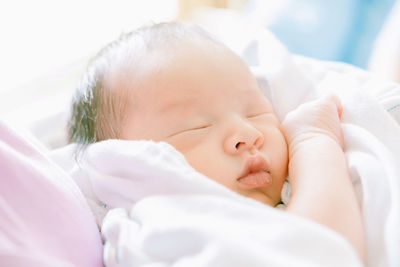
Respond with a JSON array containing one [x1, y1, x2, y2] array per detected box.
[[248, 191, 277, 206]]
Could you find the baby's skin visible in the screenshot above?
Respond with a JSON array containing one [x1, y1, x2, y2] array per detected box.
[[282, 95, 365, 262]]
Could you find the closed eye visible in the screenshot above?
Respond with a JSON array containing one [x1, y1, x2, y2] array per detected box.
[[187, 125, 211, 131], [168, 124, 211, 137], [246, 112, 269, 118]]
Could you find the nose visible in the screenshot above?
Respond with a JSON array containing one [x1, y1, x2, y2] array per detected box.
[[223, 120, 264, 154]]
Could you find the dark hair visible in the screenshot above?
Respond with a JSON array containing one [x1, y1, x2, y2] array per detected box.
[[67, 22, 221, 152]]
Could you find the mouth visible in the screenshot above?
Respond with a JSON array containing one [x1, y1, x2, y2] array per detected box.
[[237, 155, 272, 190]]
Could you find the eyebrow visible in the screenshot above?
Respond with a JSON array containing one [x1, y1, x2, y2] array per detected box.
[[158, 96, 197, 114]]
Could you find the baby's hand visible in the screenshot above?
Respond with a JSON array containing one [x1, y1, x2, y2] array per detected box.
[[281, 94, 344, 153]]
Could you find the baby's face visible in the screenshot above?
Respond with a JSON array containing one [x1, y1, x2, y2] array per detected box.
[[119, 41, 288, 206]]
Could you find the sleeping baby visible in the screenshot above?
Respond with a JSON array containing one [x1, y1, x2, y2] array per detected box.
[[68, 22, 365, 262]]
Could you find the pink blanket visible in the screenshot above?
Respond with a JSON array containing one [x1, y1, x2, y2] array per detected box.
[[0, 121, 102, 267]]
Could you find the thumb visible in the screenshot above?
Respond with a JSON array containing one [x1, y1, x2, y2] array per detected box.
[[323, 94, 343, 118]]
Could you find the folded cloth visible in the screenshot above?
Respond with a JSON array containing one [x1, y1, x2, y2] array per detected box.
[[278, 180, 291, 208], [102, 195, 362, 267], [61, 139, 361, 267]]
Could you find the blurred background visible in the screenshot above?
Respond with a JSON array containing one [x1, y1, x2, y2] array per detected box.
[[0, 0, 399, 147]]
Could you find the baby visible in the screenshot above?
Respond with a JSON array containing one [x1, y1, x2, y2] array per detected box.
[[68, 22, 365, 261]]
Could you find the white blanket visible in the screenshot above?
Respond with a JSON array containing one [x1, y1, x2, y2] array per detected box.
[[50, 28, 400, 267], [62, 139, 362, 267]]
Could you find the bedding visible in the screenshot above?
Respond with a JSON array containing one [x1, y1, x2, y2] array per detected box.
[[0, 121, 103, 267], [368, 0, 400, 83], [49, 27, 400, 266]]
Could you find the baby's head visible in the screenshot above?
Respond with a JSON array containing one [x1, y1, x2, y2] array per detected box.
[[68, 22, 288, 206]]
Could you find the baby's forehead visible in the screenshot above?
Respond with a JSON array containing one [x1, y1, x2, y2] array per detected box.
[[105, 38, 273, 115], [106, 40, 224, 88]]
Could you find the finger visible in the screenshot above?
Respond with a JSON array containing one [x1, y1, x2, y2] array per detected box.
[[323, 94, 344, 148], [323, 94, 343, 118]]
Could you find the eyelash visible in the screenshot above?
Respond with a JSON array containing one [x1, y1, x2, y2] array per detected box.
[[169, 112, 269, 137], [246, 112, 268, 118], [169, 124, 211, 137], [187, 125, 211, 131]]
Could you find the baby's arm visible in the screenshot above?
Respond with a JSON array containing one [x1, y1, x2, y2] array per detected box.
[[281, 95, 365, 262]]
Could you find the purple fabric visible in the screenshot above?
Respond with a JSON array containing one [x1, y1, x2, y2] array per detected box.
[[0, 121, 103, 267]]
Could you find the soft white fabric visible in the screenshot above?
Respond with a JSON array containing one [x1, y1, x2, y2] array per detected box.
[[103, 197, 361, 267], [60, 139, 361, 267]]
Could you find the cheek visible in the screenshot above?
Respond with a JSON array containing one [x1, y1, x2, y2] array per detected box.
[[277, 137, 289, 170], [165, 129, 226, 182], [182, 140, 237, 189], [272, 142, 288, 197], [264, 131, 288, 176], [180, 141, 217, 176]]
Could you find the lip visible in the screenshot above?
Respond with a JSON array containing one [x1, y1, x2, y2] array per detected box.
[[237, 155, 272, 190]]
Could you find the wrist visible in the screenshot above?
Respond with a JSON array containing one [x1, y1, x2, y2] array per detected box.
[[287, 136, 348, 192], [287, 133, 343, 158]]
